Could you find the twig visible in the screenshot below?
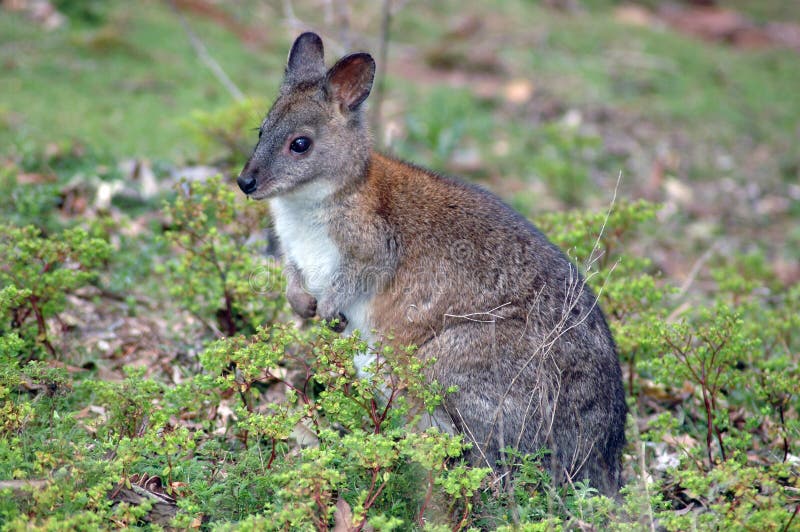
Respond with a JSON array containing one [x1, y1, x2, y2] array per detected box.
[[674, 243, 717, 299], [417, 469, 435, 528], [782, 504, 800, 532], [443, 302, 511, 324], [454, 406, 493, 470], [0, 479, 49, 496], [586, 170, 623, 272], [640, 442, 656, 532], [370, 0, 392, 143], [29, 294, 56, 358], [167, 0, 245, 102]]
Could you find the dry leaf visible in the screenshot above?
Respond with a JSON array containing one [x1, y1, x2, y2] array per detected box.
[[333, 496, 355, 532], [503, 79, 534, 104], [291, 419, 320, 447], [662, 433, 699, 450], [614, 4, 653, 28], [16, 172, 54, 184]]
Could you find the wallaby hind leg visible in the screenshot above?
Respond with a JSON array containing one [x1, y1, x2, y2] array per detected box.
[[416, 319, 622, 495], [415, 320, 554, 470]]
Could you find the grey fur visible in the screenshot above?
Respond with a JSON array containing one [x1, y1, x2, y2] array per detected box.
[[238, 33, 627, 495]]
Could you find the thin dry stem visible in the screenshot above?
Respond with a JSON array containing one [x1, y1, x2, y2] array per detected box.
[[167, 0, 245, 102]]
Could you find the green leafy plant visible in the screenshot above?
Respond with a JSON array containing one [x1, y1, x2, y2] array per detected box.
[[534, 200, 800, 528], [159, 175, 284, 337], [647, 304, 756, 465], [184, 99, 268, 166], [0, 169, 64, 233], [194, 323, 485, 530], [396, 87, 493, 172], [0, 224, 110, 357]]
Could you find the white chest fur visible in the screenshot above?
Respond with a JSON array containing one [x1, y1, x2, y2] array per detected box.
[[270, 190, 340, 298], [269, 185, 375, 351]]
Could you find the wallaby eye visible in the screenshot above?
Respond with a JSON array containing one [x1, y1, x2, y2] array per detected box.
[[290, 136, 312, 154], [258, 129, 263, 139]]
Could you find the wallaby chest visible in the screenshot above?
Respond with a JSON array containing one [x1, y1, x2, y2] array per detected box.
[[269, 192, 341, 298], [269, 187, 375, 343]]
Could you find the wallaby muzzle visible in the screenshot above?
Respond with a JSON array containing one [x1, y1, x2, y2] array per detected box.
[[237, 167, 258, 195]]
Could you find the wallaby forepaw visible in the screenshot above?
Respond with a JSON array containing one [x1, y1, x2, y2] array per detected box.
[[326, 313, 348, 333], [318, 299, 347, 331], [288, 290, 317, 319]]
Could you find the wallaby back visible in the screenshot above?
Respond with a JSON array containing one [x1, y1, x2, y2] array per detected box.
[[238, 32, 627, 495]]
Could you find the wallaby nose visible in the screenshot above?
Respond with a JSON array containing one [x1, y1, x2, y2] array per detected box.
[[237, 172, 257, 195]]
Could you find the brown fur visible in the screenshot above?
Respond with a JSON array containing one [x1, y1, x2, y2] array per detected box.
[[237, 32, 627, 495]]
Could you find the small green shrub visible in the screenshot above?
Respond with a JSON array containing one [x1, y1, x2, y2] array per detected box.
[[184, 99, 268, 166], [636, 256, 799, 529], [0, 331, 117, 528], [191, 323, 485, 529], [396, 88, 494, 172], [528, 121, 602, 206], [0, 224, 111, 357], [0, 169, 63, 235], [645, 303, 758, 465], [536, 200, 800, 528], [0, 333, 35, 436], [159, 175, 284, 337]]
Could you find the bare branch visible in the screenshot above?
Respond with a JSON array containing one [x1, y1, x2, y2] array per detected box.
[[370, 0, 392, 143], [167, 0, 245, 102]]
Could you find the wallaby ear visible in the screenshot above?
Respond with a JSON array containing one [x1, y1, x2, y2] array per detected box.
[[285, 32, 325, 84], [325, 53, 376, 111]]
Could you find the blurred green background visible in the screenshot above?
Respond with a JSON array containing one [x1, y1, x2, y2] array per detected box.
[[1, 0, 799, 269]]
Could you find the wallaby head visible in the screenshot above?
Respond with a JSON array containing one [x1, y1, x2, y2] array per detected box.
[[237, 32, 376, 199]]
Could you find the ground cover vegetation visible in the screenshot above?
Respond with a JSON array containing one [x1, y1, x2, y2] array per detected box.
[[1, 0, 798, 529]]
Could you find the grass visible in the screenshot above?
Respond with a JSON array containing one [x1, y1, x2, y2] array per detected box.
[[2, 0, 798, 172], [487, 2, 800, 151], [1, 0, 796, 264], [383, 0, 800, 204], [0, 0, 285, 162], [582, 0, 800, 23]]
